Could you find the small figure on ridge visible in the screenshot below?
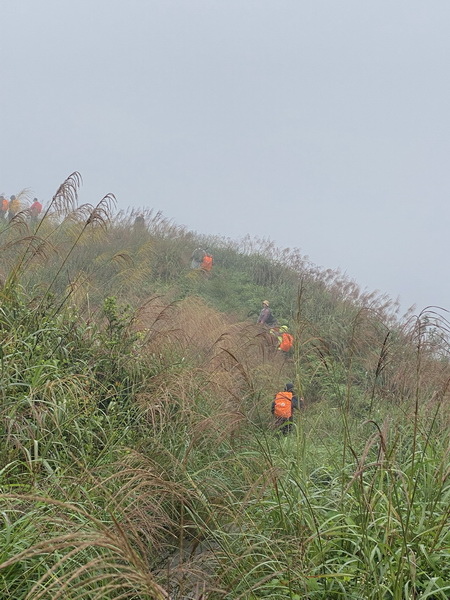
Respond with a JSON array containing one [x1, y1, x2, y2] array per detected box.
[[0, 195, 9, 221], [278, 325, 294, 354], [257, 300, 277, 327], [271, 382, 304, 435], [30, 198, 43, 223], [200, 250, 213, 274], [133, 214, 146, 231], [191, 247, 206, 269], [8, 195, 20, 221]]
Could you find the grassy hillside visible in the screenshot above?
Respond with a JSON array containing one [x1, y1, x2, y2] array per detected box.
[[0, 174, 449, 599]]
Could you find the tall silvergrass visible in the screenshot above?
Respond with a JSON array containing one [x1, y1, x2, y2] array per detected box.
[[1, 174, 449, 599], [1, 298, 449, 598]]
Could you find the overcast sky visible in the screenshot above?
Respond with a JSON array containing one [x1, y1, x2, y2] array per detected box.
[[1, 1, 449, 314]]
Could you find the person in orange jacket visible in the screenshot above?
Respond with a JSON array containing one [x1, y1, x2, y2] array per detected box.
[[30, 198, 43, 223], [0, 195, 9, 221]]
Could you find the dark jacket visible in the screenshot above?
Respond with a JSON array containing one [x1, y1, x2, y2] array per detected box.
[[257, 306, 276, 325]]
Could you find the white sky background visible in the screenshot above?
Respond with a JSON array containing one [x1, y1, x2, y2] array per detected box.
[[1, 1, 449, 314]]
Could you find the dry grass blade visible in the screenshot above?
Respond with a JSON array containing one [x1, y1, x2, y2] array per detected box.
[[46, 171, 82, 217], [2, 235, 57, 259], [86, 194, 116, 229], [62, 194, 115, 229], [4, 209, 30, 231], [0, 493, 169, 600], [111, 251, 135, 269]]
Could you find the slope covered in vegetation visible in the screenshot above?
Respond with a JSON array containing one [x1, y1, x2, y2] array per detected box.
[[0, 174, 449, 599]]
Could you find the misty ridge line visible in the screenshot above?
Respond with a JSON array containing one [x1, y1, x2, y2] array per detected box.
[[1, 171, 424, 326]]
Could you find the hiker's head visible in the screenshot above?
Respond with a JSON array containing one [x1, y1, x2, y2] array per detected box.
[[285, 382, 294, 392], [280, 325, 288, 332], [263, 300, 269, 307], [10, 195, 16, 200]]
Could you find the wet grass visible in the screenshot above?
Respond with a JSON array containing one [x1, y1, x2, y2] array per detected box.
[[0, 175, 449, 598]]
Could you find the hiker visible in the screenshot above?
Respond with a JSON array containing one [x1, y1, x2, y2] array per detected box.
[[8, 195, 20, 221], [271, 383, 303, 435], [200, 251, 213, 273], [257, 300, 277, 327], [278, 326, 294, 353], [0, 195, 8, 221], [191, 247, 206, 269], [29, 198, 43, 223], [133, 214, 145, 231]]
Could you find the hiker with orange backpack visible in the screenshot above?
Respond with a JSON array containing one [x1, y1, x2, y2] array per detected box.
[[271, 382, 303, 434], [200, 250, 213, 274], [278, 325, 294, 354]]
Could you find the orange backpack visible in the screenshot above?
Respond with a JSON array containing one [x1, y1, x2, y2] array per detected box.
[[279, 332, 294, 352], [273, 391, 293, 418], [201, 255, 213, 271], [1, 198, 8, 212]]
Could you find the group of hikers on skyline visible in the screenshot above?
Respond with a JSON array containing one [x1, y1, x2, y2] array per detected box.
[[0, 195, 42, 223]]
